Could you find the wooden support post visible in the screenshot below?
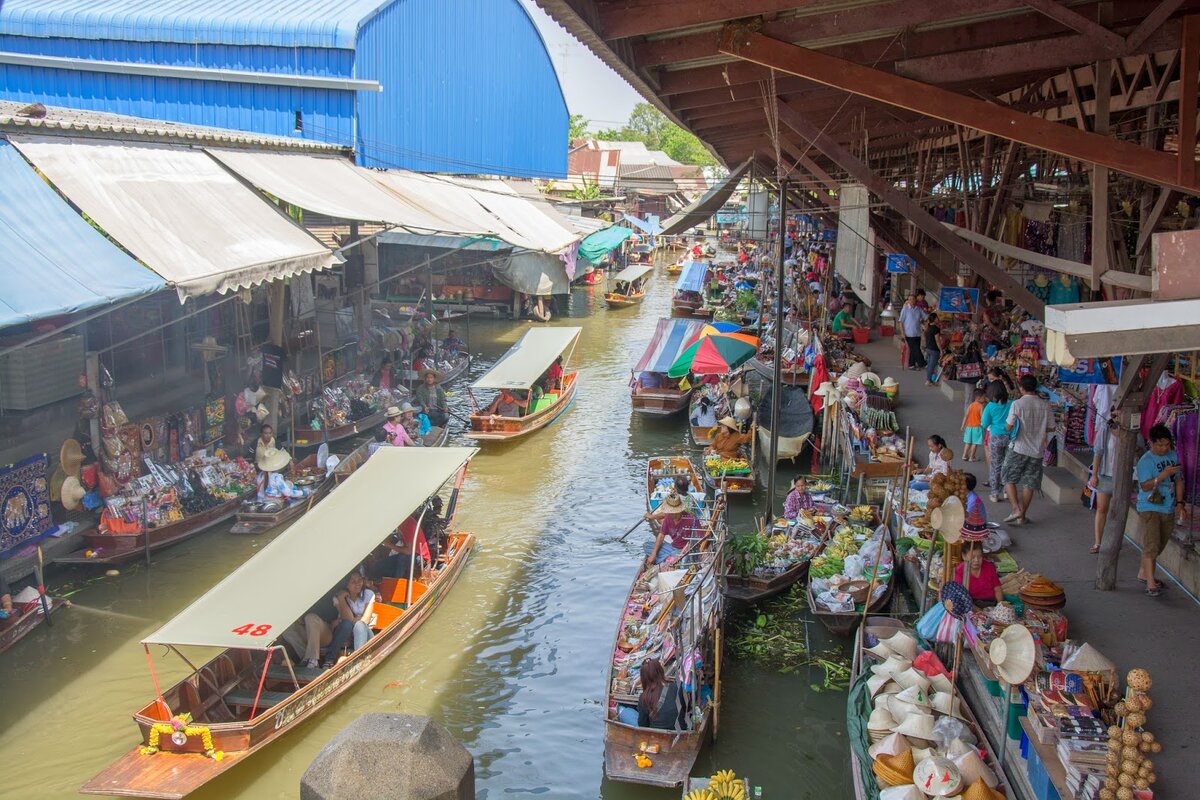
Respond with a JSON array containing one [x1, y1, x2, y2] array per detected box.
[[1091, 54, 1114, 291], [265, 279, 287, 431], [1178, 15, 1200, 186]]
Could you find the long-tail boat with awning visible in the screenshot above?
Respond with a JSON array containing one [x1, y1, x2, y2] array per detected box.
[[671, 261, 710, 318], [81, 447, 478, 799], [604, 263, 652, 308], [466, 327, 581, 441], [631, 318, 705, 416]]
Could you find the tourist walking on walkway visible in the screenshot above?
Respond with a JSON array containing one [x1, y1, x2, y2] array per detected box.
[[899, 293, 927, 370], [1002, 375, 1052, 525], [1087, 409, 1117, 554], [981, 382, 1013, 502], [922, 313, 943, 386], [1136, 424, 1183, 596]]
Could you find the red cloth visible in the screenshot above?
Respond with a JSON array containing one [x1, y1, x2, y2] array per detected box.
[[1141, 377, 1183, 443], [808, 354, 830, 414], [953, 560, 1001, 601], [398, 516, 431, 561]]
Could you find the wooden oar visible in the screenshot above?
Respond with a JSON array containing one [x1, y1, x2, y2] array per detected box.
[[616, 516, 648, 542]]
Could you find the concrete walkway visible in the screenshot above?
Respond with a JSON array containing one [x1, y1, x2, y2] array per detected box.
[[855, 335, 1199, 795]]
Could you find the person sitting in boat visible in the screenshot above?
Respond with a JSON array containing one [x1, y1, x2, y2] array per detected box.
[[256, 444, 312, 502], [254, 423, 276, 462], [412, 368, 450, 428], [783, 475, 816, 519], [642, 492, 698, 566], [545, 356, 564, 391], [442, 329, 465, 356], [367, 428, 394, 456], [384, 406, 416, 447], [412, 347, 436, 374], [708, 416, 753, 460], [399, 403, 424, 443], [0, 573, 14, 620], [954, 541, 1003, 607], [486, 389, 528, 418], [616, 658, 687, 730], [323, 572, 376, 668], [368, 510, 434, 582], [635, 371, 664, 392], [281, 598, 335, 670], [374, 356, 395, 392], [690, 395, 719, 429]]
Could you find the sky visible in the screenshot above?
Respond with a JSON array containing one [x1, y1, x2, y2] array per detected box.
[[520, 0, 644, 130]]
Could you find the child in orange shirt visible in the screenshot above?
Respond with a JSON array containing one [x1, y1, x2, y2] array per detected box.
[[961, 388, 986, 462]]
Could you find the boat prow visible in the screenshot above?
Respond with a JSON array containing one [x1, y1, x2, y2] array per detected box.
[[603, 713, 710, 788], [82, 749, 247, 799]]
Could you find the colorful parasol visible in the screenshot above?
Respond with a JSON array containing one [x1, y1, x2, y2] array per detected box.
[[667, 335, 757, 378], [705, 321, 742, 333], [699, 324, 759, 348]]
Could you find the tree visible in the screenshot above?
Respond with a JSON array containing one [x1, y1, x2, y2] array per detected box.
[[592, 103, 716, 166], [660, 124, 716, 166], [568, 114, 590, 142], [626, 103, 671, 149]]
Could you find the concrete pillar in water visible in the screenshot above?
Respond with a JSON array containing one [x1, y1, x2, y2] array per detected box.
[[301, 714, 474, 800]]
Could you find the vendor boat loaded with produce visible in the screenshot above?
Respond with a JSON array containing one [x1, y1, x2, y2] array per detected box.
[[807, 504, 897, 636]]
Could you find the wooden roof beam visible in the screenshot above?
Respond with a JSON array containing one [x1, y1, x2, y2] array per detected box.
[[1022, 0, 1126, 49], [718, 27, 1200, 192], [597, 0, 801, 40]]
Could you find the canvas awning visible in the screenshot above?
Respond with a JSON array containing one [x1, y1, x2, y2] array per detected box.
[[11, 137, 334, 301], [143, 447, 477, 650], [658, 159, 752, 237], [675, 261, 710, 293], [611, 264, 653, 285], [491, 252, 571, 296], [633, 318, 704, 374], [0, 141, 163, 328], [450, 178, 579, 254], [578, 225, 633, 265], [622, 213, 663, 236], [206, 149, 458, 233], [472, 327, 582, 390]]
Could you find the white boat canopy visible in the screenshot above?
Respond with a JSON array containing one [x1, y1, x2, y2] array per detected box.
[[10, 137, 335, 301], [471, 327, 581, 390], [142, 447, 477, 651], [611, 264, 653, 285]]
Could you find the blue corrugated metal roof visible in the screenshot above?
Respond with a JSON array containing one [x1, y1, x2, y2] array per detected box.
[[0, 0, 388, 48], [0, 141, 164, 328]]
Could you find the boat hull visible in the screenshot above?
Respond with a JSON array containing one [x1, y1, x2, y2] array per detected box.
[[755, 426, 810, 461], [467, 374, 577, 441], [632, 387, 691, 416], [605, 292, 644, 308], [808, 543, 895, 636], [292, 409, 387, 448], [724, 560, 812, 604], [603, 710, 710, 788], [0, 597, 66, 656], [748, 356, 808, 386]]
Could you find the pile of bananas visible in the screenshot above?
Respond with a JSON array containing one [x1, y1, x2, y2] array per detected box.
[[704, 454, 750, 475], [849, 505, 874, 523], [685, 770, 747, 800]]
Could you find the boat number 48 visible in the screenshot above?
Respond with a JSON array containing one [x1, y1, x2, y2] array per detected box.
[[231, 623, 273, 636]]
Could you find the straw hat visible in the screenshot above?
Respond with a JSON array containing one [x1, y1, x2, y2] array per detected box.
[[385, 405, 403, 419], [860, 371, 881, 387], [868, 674, 900, 697], [929, 673, 954, 695], [845, 362, 868, 379], [893, 711, 937, 743], [867, 641, 896, 660], [651, 492, 687, 518], [886, 696, 922, 722], [953, 750, 998, 789], [894, 684, 931, 708], [913, 755, 962, 796], [868, 732, 910, 760], [987, 602, 1017, 626], [930, 691, 965, 719], [1061, 643, 1115, 673], [871, 655, 912, 679], [869, 706, 897, 741], [399, 402, 417, 415], [882, 376, 899, 388], [988, 623, 1036, 685], [61, 476, 86, 510], [873, 749, 916, 786], [959, 503, 988, 541], [59, 439, 84, 477], [961, 778, 1005, 800], [894, 667, 932, 692], [717, 416, 741, 432], [256, 446, 292, 473], [879, 785, 923, 800], [881, 630, 919, 660], [419, 366, 443, 380], [930, 496, 965, 544], [813, 381, 837, 397]]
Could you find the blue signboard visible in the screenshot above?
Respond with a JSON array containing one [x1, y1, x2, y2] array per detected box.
[[715, 212, 743, 225], [886, 253, 915, 273], [937, 287, 981, 315], [1058, 357, 1122, 386]]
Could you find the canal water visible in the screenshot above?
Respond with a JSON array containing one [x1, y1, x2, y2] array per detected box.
[[0, 263, 853, 799]]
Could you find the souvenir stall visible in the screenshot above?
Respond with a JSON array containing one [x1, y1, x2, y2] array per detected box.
[[59, 399, 257, 566], [1161, 352, 1200, 538], [820, 363, 908, 496]]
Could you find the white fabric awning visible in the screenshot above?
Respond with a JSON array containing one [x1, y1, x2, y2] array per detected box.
[[611, 264, 653, 284], [449, 177, 579, 254], [143, 447, 477, 650], [207, 149, 456, 233], [472, 327, 581, 390], [12, 137, 334, 300]]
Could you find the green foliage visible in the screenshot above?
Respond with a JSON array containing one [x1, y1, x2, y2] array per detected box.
[[726, 586, 852, 690], [728, 532, 770, 578], [566, 175, 603, 201], [594, 103, 716, 166], [568, 114, 590, 141]]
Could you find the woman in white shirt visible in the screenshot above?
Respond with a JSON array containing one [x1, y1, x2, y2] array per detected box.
[[910, 435, 952, 491]]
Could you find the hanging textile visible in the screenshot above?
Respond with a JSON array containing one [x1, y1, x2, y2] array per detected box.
[[1164, 407, 1200, 505], [0, 453, 53, 556], [1143, 376, 1183, 443]]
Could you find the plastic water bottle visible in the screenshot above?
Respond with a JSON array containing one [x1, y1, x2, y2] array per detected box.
[[753, 787, 763, 799]]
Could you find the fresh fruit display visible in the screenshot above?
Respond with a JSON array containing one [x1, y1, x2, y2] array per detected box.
[[704, 453, 750, 475], [849, 505, 875, 523]]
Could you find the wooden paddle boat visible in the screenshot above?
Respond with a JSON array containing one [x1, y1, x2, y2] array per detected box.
[[630, 319, 705, 417], [755, 383, 815, 462], [81, 447, 478, 799], [466, 327, 581, 442], [808, 518, 896, 636], [0, 594, 67, 656], [605, 264, 652, 309], [724, 521, 827, 604]]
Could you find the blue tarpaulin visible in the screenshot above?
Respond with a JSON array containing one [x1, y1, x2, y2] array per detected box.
[[0, 141, 163, 329], [633, 318, 704, 374], [622, 213, 663, 236], [675, 260, 709, 293]]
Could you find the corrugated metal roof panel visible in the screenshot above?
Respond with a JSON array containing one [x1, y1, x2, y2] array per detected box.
[[0, 0, 386, 48]]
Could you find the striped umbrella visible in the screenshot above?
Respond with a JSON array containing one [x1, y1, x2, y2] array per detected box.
[[667, 335, 757, 378]]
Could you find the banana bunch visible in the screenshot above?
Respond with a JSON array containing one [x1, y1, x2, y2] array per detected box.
[[849, 505, 874, 522], [683, 769, 748, 800]]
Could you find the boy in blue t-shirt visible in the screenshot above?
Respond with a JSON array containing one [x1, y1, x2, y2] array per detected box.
[[1135, 424, 1183, 596]]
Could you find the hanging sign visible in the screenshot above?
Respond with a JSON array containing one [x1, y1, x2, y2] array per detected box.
[[885, 254, 915, 273], [1058, 357, 1122, 386], [937, 287, 980, 315]]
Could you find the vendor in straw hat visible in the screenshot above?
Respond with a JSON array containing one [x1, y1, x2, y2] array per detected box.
[[256, 443, 311, 502], [412, 368, 449, 428], [641, 491, 699, 566], [383, 406, 415, 447], [708, 416, 753, 460]]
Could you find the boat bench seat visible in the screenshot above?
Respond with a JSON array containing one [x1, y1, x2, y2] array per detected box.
[[224, 688, 294, 709], [265, 664, 324, 684]]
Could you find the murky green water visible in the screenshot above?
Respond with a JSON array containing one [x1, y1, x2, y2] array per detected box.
[[0, 264, 852, 799]]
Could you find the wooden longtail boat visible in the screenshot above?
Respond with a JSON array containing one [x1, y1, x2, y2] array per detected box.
[[466, 327, 581, 442], [645, 456, 704, 517], [808, 531, 896, 637], [0, 596, 67, 656], [631, 319, 705, 417], [724, 525, 826, 604], [56, 492, 253, 567], [81, 447, 478, 799], [754, 384, 815, 462], [629, 244, 655, 264], [603, 514, 726, 788], [605, 264, 652, 309], [291, 408, 388, 448], [687, 392, 718, 446], [430, 353, 470, 385]]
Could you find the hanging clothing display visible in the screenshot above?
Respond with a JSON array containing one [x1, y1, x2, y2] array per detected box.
[[1161, 405, 1200, 505], [1142, 374, 1184, 443], [1048, 276, 1081, 305]]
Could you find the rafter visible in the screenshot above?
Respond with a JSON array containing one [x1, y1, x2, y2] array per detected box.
[[718, 27, 1200, 192], [1021, 0, 1126, 49], [1127, 0, 1188, 47], [597, 0, 802, 40]]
